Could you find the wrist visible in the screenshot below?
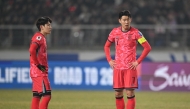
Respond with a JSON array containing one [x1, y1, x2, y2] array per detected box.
[[137, 60, 140, 64], [107, 58, 112, 62]]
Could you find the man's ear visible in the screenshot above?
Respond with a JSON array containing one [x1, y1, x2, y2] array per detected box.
[[40, 25, 44, 31], [118, 19, 121, 23]]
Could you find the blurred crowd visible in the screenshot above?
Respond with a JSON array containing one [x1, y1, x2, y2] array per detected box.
[[1, 0, 190, 25], [0, 0, 190, 49]]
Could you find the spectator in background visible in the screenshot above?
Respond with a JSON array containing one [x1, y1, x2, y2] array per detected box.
[[1, 0, 190, 25], [1, 0, 190, 48]]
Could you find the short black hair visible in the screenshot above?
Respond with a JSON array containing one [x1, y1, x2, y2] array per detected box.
[[36, 16, 52, 31], [119, 10, 131, 19]]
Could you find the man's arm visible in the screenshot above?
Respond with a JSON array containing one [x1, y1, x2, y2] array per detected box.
[[29, 42, 46, 72], [29, 42, 39, 65], [104, 40, 112, 62], [104, 40, 116, 69], [137, 41, 152, 64]]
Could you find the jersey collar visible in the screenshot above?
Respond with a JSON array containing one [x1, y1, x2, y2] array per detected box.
[[120, 26, 131, 33], [37, 32, 46, 38]]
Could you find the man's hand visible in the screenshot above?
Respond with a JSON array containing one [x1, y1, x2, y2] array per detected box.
[[129, 61, 138, 70], [109, 60, 116, 69], [37, 64, 46, 72]]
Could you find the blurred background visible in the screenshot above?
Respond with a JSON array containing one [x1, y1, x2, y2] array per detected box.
[[1, 0, 190, 50], [0, 0, 190, 91]]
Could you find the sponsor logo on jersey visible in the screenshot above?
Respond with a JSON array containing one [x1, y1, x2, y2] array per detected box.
[[138, 31, 143, 37], [36, 36, 42, 40]]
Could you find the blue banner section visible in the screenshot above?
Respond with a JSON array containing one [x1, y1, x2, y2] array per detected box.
[[48, 54, 78, 61], [0, 61, 117, 90]]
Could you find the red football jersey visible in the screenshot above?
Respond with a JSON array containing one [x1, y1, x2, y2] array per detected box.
[[29, 32, 48, 77], [108, 27, 147, 69]]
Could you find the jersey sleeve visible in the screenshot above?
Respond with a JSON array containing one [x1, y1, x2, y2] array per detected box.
[[104, 40, 112, 62], [29, 42, 39, 65], [104, 28, 116, 62], [107, 28, 116, 43], [32, 35, 43, 47], [29, 35, 43, 65], [135, 31, 152, 64], [135, 31, 147, 44]]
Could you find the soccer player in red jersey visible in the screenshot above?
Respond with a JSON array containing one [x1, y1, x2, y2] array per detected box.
[[29, 17, 52, 109], [104, 10, 151, 109]]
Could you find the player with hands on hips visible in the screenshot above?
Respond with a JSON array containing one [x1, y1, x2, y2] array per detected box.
[[104, 10, 151, 109], [29, 16, 52, 109], [37, 64, 46, 72]]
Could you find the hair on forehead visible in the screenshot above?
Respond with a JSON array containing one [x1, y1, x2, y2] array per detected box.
[[119, 10, 131, 19]]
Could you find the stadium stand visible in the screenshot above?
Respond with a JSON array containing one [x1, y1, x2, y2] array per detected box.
[[0, 0, 190, 50], [1, 0, 190, 25]]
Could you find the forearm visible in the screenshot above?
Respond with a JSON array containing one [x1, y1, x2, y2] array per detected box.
[[137, 42, 151, 64], [104, 41, 112, 62]]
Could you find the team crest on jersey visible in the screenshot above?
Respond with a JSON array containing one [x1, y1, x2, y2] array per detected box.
[[127, 34, 132, 40], [138, 31, 143, 37], [36, 36, 42, 40]]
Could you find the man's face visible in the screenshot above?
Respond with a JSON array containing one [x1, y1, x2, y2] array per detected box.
[[119, 16, 132, 31], [40, 21, 52, 34]]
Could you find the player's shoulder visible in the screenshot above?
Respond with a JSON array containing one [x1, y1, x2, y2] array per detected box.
[[32, 32, 44, 41], [109, 27, 120, 36], [130, 27, 143, 35], [130, 27, 145, 38], [130, 27, 139, 32], [111, 26, 121, 33], [112, 26, 120, 31]]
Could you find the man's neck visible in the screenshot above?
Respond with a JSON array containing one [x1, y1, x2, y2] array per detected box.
[[40, 32, 47, 37], [121, 26, 131, 32]]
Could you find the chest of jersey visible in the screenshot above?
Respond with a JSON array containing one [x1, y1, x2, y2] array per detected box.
[[115, 32, 136, 48]]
